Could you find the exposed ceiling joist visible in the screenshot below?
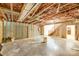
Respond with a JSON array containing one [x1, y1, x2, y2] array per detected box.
[[31, 4, 41, 17], [39, 4, 70, 18], [26, 4, 55, 23], [29, 3, 70, 22], [33, 21, 41, 24], [59, 4, 69, 9], [56, 3, 60, 13], [28, 4, 55, 20], [42, 4, 79, 20], [27, 4, 69, 24], [35, 4, 55, 16], [0, 8, 7, 20], [6, 12, 10, 21], [46, 20, 74, 25], [28, 20, 37, 24], [0, 7, 19, 15], [23, 3, 41, 21], [10, 3, 13, 21], [25, 17, 40, 24], [17, 3, 38, 21]]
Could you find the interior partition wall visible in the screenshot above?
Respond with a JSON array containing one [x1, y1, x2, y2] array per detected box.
[[3, 21, 28, 42], [3, 21, 44, 43]]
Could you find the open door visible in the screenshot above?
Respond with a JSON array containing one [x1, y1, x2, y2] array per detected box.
[[66, 25, 77, 49]]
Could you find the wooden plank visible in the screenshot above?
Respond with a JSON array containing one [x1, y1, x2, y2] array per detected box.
[[0, 20, 3, 43]]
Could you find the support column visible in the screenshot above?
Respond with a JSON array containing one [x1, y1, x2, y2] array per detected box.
[[0, 20, 3, 43]]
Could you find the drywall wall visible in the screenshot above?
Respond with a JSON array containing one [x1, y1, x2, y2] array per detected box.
[[3, 21, 28, 39], [3, 21, 44, 43]]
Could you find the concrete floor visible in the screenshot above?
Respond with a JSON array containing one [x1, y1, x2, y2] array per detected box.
[[1, 36, 79, 56]]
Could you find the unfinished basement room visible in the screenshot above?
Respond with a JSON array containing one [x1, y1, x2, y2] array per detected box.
[[0, 3, 79, 56]]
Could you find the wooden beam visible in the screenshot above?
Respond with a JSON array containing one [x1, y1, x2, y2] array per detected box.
[[28, 20, 37, 24], [59, 3, 70, 9], [24, 4, 55, 23], [56, 3, 61, 13], [0, 8, 7, 20], [43, 4, 79, 20], [29, 4, 77, 25], [28, 4, 70, 22], [46, 20, 74, 25], [6, 12, 11, 21], [38, 4, 70, 18], [31, 4, 41, 17], [29, 4, 55, 20], [33, 21, 41, 24], [39, 4, 70, 18], [25, 3, 41, 19], [10, 3, 13, 21], [17, 3, 36, 21], [0, 7, 19, 15]]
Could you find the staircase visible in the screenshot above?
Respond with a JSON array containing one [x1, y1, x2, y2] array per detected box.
[[48, 23, 62, 36]]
